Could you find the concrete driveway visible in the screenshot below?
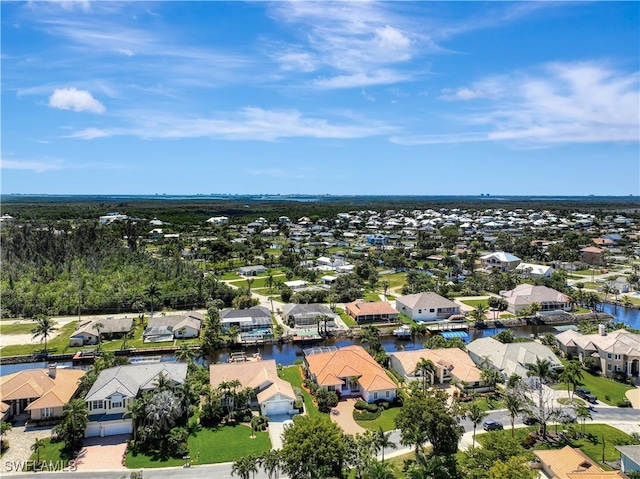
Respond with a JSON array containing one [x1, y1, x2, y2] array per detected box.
[[330, 398, 365, 435], [74, 435, 129, 471], [267, 415, 291, 449]]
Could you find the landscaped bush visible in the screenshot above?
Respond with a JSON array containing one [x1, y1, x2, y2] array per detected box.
[[250, 415, 269, 432], [315, 389, 339, 413], [166, 427, 189, 458], [617, 399, 632, 408], [364, 403, 379, 413], [353, 409, 382, 421], [354, 400, 368, 411], [612, 371, 629, 384], [374, 400, 389, 410]]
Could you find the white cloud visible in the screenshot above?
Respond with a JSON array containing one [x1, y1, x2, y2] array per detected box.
[[1, 159, 64, 172], [314, 70, 410, 89], [409, 62, 639, 145], [66, 107, 397, 141], [48, 88, 106, 113]]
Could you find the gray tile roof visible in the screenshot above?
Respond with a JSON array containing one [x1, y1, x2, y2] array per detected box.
[[221, 306, 271, 319], [396, 292, 459, 310], [85, 363, 187, 402]]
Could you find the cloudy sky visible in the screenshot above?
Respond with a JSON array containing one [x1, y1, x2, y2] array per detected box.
[[2, 1, 639, 195]]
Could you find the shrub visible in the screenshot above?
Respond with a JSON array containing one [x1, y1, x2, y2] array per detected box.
[[167, 427, 189, 458], [354, 400, 368, 411], [374, 400, 389, 410], [316, 389, 339, 413], [353, 409, 382, 421], [364, 403, 379, 413], [612, 371, 629, 384], [521, 433, 537, 449], [617, 399, 632, 408], [250, 415, 269, 432]]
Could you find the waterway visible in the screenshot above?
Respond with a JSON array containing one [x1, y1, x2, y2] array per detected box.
[[2, 304, 639, 375]]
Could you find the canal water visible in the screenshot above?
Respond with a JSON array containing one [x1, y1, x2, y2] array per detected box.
[[2, 305, 639, 375]]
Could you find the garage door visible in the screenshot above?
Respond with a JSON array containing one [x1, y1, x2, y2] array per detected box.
[[85, 424, 101, 438], [263, 400, 291, 416], [103, 422, 132, 437]]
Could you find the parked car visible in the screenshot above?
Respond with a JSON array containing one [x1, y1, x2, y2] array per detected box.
[[483, 420, 503, 431], [523, 416, 539, 426], [575, 388, 597, 403]]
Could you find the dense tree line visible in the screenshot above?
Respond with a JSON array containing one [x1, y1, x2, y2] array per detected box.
[[0, 222, 238, 318]]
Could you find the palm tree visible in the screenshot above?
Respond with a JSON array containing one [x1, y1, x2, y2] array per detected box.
[[470, 306, 487, 323], [30, 437, 46, 466], [31, 316, 57, 351], [153, 371, 173, 391], [374, 427, 396, 463], [480, 367, 503, 393], [363, 460, 396, 479], [92, 321, 105, 350], [260, 450, 281, 479], [526, 358, 557, 437], [416, 358, 436, 392], [504, 392, 522, 437], [146, 390, 181, 433], [558, 361, 583, 402], [466, 403, 488, 447], [56, 398, 89, 451], [232, 455, 259, 479], [120, 329, 134, 350], [174, 342, 197, 362], [266, 274, 274, 293], [410, 323, 426, 345], [381, 280, 390, 299], [145, 283, 161, 317]]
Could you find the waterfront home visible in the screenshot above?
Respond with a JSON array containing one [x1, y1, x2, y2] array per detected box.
[[500, 284, 571, 314], [480, 251, 521, 272], [345, 300, 399, 323], [555, 328, 640, 378], [304, 345, 396, 403], [142, 311, 203, 342], [84, 363, 187, 437], [209, 360, 297, 418], [220, 306, 272, 332], [281, 303, 337, 328], [69, 317, 133, 346], [395, 292, 461, 322], [467, 337, 562, 381], [389, 348, 488, 391], [0, 364, 84, 421], [515, 262, 555, 279]]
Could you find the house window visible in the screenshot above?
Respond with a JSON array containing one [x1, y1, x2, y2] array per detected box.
[[607, 353, 612, 359], [111, 400, 123, 409], [385, 390, 390, 398], [373, 392, 378, 400], [615, 365, 622, 372], [42, 407, 53, 418], [91, 400, 104, 411], [614, 354, 621, 360], [607, 364, 612, 371], [418, 309, 422, 314], [430, 309, 435, 313]]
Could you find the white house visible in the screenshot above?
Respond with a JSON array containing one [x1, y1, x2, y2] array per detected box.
[[480, 252, 521, 271], [515, 263, 555, 279], [394, 292, 462, 322]]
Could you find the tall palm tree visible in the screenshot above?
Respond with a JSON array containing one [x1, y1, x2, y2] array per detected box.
[[92, 321, 104, 350], [31, 316, 57, 351], [480, 368, 503, 393], [416, 358, 436, 392], [30, 437, 46, 466], [57, 399, 89, 451], [374, 427, 396, 463], [504, 392, 522, 438], [145, 283, 161, 317], [465, 403, 488, 447], [232, 455, 259, 479], [146, 390, 181, 433], [259, 450, 281, 479], [363, 460, 396, 479], [410, 323, 426, 345], [558, 361, 583, 402]]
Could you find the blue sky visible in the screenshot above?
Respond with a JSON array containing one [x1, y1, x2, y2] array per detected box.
[[2, 1, 639, 196]]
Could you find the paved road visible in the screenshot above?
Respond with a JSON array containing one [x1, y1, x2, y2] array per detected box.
[[5, 407, 639, 479]]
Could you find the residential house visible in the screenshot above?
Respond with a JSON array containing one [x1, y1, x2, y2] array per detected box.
[[500, 284, 571, 314], [533, 445, 628, 478], [617, 445, 640, 475], [389, 348, 488, 391], [237, 265, 267, 276], [281, 303, 337, 328], [555, 328, 640, 378], [142, 311, 203, 343], [480, 252, 522, 271], [345, 300, 399, 323], [467, 337, 563, 381], [304, 345, 396, 403], [220, 306, 272, 332], [69, 317, 133, 346], [283, 280, 308, 290], [515, 263, 555, 279], [395, 292, 462, 322], [84, 363, 187, 437], [367, 234, 389, 245], [209, 360, 296, 418], [206, 216, 229, 226], [581, 246, 604, 264], [0, 365, 85, 421]]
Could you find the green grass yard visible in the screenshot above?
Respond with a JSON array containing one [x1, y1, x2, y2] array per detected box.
[[335, 307, 358, 327], [0, 322, 79, 356], [125, 424, 271, 468], [460, 299, 489, 310], [353, 406, 401, 432], [0, 321, 39, 335], [278, 366, 323, 418], [24, 438, 72, 471]]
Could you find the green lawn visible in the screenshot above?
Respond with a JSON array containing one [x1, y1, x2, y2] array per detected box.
[[354, 406, 401, 432], [575, 371, 633, 406], [24, 438, 73, 471], [0, 321, 79, 356], [0, 321, 38, 335], [473, 396, 506, 412], [335, 308, 358, 327], [126, 424, 271, 468], [278, 366, 322, 418], [380, 272, 406, 290], [460, 299, 489, 310]]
